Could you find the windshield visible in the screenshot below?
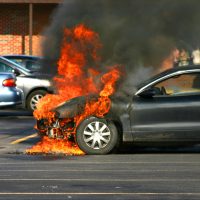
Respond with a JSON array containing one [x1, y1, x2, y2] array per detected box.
[[6, 58, 42, 72], [0, 57, 32, 75]]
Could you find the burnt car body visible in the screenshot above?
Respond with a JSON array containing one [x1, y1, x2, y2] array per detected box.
[[37, 65, 200, 154]]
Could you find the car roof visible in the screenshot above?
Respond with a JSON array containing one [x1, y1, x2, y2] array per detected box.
[[3, 55, 42, 60]]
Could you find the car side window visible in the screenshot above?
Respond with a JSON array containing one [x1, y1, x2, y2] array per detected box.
[[0, 62, 13, 73], [26, 60, 41, 70], [154, 73, 200, 96], [9, 59, 26, 68]]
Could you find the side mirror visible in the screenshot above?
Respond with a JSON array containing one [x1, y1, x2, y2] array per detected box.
[[138, 87, 162, 98], [12, 69, 20, 76]]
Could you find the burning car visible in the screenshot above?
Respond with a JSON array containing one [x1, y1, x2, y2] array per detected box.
[[35, 65, 200, 154]]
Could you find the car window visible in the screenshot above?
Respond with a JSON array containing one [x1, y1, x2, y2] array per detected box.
[[26, 60, 41, 70], [9, 59, 26, 68], [154, 73, 200, 96], [0, 62, 13, 72], [8, 58, 41, 71]]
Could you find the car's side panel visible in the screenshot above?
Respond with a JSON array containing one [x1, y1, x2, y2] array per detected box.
[[110, 113, 134, 142], [17, 76, 42, 99], [130, 94, 200, 142], [108, 98, 134, 142], [0, 73, 22, 106]]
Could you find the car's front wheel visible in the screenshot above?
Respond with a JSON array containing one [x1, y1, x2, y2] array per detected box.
[[76, 117, 119, 155], [27, 90, 47, 111]]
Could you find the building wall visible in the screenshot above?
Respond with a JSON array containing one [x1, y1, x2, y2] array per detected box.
[[0, 3, 57, 56]]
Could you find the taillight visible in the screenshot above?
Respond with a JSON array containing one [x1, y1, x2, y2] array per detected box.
[[2, 78, 16, 87]]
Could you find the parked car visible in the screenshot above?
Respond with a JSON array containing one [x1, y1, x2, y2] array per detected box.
[[3, 55, 42, 72], [36, 65, 200, 154], [0, 57, 52, 111], [0, 73, 22, 107]]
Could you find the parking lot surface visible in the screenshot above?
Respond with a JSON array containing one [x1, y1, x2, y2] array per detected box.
[[0, 110, 200, 200]]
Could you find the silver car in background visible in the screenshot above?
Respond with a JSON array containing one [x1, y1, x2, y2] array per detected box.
[[0, 57, 53, 111], [0, 73, 22, 107]]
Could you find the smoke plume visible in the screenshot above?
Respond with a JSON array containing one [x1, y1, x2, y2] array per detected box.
[[41, 0, 200, 94]]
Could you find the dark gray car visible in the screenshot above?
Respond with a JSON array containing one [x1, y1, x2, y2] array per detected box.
[[0, 57, 52, 111], [0, 73, 22, 107], [37, 65, 200, 154]]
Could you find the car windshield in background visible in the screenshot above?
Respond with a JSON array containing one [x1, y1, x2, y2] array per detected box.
[[0, 57, 31, 75], [11, 59, 41, 71], [3, 55, 42, 72]]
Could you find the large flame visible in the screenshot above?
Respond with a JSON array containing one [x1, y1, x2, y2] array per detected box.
[[26, 24, 121, 155]]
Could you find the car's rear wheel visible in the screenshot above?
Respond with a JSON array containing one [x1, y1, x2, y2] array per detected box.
[[27, 90, 47, 111], [76, 117, 119, 155]]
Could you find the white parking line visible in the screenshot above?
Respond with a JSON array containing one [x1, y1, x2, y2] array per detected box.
[[0, 162, 200, 164], [0, 192, 199, 195], [0, 169, 193, 172], [0, 178, 199, 181]]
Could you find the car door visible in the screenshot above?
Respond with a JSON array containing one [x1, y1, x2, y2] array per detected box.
[[130, 72, 200, 142]]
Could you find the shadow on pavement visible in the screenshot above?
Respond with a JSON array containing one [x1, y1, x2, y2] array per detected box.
[[119, 144, 200, 154]]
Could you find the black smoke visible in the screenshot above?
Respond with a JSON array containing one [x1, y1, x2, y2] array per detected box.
[[41, 0, 200, 94]]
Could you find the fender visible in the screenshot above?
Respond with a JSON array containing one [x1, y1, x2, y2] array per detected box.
[[107, 97, 134, 142]]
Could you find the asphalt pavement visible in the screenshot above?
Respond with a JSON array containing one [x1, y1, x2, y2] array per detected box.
[[0, 109, 200, 200]]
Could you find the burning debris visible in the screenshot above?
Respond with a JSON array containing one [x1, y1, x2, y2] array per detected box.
[[26, 24, 121, 155], [26, 136, 84, 155]]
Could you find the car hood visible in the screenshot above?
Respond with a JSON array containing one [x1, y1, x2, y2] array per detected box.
[[53, 95, 98, 118], [53, 96, 87, 118], [52, 94, 128, 119]]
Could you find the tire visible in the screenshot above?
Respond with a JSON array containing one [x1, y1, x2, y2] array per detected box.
[[27, 90, 47, 111], [76, 117, 119, 155]]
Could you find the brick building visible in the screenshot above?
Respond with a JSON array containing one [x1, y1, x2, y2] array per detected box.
[[0, 0, 61, 56]]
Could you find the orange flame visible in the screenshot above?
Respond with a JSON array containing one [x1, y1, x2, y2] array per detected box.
[[34, 24, 102, 120], [26, 136, 84, 155], [75, 67, 121, 125], [27, 24, 121, 155]]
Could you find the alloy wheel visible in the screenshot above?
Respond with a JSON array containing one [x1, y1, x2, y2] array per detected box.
[[30, 94, 43, 110], [83, 121, 111, 149]]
